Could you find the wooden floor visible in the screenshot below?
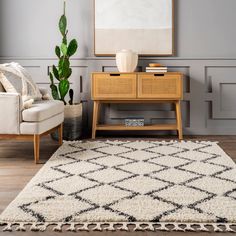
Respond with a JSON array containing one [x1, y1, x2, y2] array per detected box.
[[1, 135, 236, 235]]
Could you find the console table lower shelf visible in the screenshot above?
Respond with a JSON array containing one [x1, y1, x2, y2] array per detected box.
[[92, 100, 183, 140]]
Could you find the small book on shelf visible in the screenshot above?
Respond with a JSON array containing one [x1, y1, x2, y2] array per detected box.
[[146, 71, 168, 73], [146, 63, 168, 73], [149, 63, 164, 67], [146, 67, 168, 70], [145, 67, 168, 72]]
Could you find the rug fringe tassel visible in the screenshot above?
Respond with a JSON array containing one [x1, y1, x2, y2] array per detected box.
[[197, 223, 209, 231], [64, 140, 219, 145], [30, 223, 39, 231], [116, 223, 129, 231], [103, 223, 115, 231], [0, 222, 235, 232], [157, 223, 170, 231], [92, 223, 102, 231], [187, 223, 198, 231], [143, 223, 155, 231], [53, 222, 64, 232], [66, 223, 76, 232], [133, 223, 145, 231], [39, 223, 49, 231], [15, 223, 26, 231], [225, 224, 236, 232], [2, 223, 12, 232], [172, 223, 185, 231], [78, 222, 89, 231], [212, 223, 223, 232]]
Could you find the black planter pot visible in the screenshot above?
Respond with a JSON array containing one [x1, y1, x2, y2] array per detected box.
[[51, 103, 83, 141]]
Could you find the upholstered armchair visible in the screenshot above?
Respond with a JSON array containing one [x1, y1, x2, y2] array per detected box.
[[0, 83, 64, 164]]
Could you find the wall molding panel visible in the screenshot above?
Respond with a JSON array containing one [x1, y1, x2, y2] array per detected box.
[[1, 58, 236, 135]]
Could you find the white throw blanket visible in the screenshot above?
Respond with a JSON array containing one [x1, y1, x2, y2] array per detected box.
[[0, 62, 42, 108]]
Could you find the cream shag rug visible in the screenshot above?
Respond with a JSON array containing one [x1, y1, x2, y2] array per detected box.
[[1, 140, 236, 232]]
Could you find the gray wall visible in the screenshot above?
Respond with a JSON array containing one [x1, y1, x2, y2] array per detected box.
[[1, 0, 236, 135]]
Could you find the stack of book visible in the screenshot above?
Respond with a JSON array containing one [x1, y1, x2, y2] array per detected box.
[[146, 63, 168, 73]]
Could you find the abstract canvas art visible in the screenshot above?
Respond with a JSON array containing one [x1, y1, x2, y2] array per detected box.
[[94, 0, 173, 56]]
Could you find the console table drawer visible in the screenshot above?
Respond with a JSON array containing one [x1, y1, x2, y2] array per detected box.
[[138, 74, 182, 99], [92, 73, 136, 99]]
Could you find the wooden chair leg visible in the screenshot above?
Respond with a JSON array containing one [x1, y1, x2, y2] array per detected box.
[[34, 134, 40, 164], [58, 123, 63, 146], [92, 101, 100, 139], [175, 101, 183, 140]]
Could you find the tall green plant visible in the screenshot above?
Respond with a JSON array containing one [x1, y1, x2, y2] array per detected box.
[[49, 1, 78, 105]]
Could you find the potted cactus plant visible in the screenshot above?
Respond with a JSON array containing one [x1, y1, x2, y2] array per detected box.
[[49, 0, 82, 140]]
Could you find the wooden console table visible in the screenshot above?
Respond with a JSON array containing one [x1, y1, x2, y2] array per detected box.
[[91, 72, 183, 139]]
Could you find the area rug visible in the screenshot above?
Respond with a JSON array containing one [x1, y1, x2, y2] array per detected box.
[[1, 140, 236, 232]]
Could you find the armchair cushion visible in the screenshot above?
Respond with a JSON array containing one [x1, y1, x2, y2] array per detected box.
[[0, 92, 21, 134], [20, 113, 64, 135], [22, 100, 64, 122]]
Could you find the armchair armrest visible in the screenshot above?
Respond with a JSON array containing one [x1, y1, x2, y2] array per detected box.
[[0, 92, 22, 134]]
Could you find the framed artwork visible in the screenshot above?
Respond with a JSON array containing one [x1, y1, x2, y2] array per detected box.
[[94, 0, 174, 56]]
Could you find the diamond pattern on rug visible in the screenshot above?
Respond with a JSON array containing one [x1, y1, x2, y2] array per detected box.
[[208, 155, 235, 166], [95, 145, 132, 155], [77, 184, 132, 206], [58, 161, 102, 175], [227, 190, 236, 199], [74, 206, 127, 222], [197, 196, 236, 220], [181, 161, 226, 175], [65, 149, 107, 160], [83, 168, 134, 184], [90, 155, 133, 167], [121, 141, 157, 149], [153, 185, 209, 205], [161, 207, 217, 222], [148, 145, 183, 155], [46, 175, 98, 195], [115, 176, 169, 194], [119, 161, 164, 175], [1, 140, 236, 225], [187, 176, 236, 195], [72, 141, 107, 150], [119, 150, 160, 161], [176, 150, 215, 161], [170, 141, 209, 150], [29, 195, 93, 221], [110, 195, 177, 221], [217, 168, 236, 183], [150, 168, 199, 184], [149, 155, 190, 167]]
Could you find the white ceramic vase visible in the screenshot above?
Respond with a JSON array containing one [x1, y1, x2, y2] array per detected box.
[[116, 49, 138, 72]]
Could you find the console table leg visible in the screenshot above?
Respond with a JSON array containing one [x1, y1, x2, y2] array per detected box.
[[175, 101, 183, 140], [92, 101, 99, 139]]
